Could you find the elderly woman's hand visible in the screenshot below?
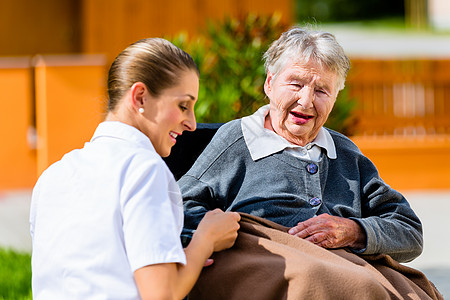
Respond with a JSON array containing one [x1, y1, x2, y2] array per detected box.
[[288, 213, 367, 250]]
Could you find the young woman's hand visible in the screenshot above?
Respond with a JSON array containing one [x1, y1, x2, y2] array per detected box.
[[195, 209, 241, 253]]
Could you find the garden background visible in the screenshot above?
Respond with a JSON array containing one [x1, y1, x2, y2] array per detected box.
[[1, 0, 450, 298]]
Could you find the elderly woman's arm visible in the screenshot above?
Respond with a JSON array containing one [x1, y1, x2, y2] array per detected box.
[[353, 177, 423, 262], [290, 132, 423, 262], [180, 175, 220, 245], [330, 132, 423, 262]]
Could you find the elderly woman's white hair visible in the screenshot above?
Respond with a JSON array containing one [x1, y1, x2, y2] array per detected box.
[[263, 27, 350, 91]]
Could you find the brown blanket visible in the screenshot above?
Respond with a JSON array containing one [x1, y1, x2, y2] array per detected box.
[[189, 213, 443, 300]]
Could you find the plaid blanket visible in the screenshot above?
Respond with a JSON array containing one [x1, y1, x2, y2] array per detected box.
[[189, 213, 443, 300]]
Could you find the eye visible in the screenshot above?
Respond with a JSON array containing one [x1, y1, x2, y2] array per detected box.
[[179, 101, 190, 112], [290, 83, 303, 90], [315, 89, 328, 96]]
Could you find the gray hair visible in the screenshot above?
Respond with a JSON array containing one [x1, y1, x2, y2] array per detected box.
[[107, 38, 199, 112], [263, 27, 350, 91]]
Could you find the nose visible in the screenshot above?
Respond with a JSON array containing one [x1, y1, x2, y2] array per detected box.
[[183, 111, 197, 132], [297, 87, 314, 109]]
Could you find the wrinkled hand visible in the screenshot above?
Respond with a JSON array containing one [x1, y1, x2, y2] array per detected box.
[[195, 209, 241, 253], [288, 213, 366, 249]]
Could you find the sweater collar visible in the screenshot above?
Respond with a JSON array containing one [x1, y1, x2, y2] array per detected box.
[[241, 105, 337, 161]]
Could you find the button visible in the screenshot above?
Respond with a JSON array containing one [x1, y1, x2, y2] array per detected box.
[[309, 197, 322, 206], [306, 163, 318, 174], [306, 144, 313, 150]]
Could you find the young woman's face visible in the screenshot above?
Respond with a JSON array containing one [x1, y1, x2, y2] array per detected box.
[[140, 70, 199, 157]]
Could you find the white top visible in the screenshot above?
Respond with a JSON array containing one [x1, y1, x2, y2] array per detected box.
[[30, 121, 186, 300], [241, 105, 337, 162]]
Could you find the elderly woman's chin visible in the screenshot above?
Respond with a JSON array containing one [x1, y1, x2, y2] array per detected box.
[[289, 117, 314, 130], [283, 126, 316, 145]]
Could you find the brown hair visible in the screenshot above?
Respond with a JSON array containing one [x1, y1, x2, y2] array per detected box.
[[107, 38, 199, 111]]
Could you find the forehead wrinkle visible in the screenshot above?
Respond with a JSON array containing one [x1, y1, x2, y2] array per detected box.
[[284, 67, 326, 88], [295, 62, 335, 91]]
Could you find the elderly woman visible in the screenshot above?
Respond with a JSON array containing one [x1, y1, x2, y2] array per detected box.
[[179, 27, 423, 263]]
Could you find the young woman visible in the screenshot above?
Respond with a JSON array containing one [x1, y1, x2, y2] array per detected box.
[[30, 38, 240, 300]]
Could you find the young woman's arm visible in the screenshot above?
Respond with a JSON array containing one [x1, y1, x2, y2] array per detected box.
[[134, 263, 178, 300], [175, 209, 240, 298], [134, 209, 240, 300]]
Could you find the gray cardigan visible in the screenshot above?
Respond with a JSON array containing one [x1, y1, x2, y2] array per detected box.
[[179, 119, 423, 262]]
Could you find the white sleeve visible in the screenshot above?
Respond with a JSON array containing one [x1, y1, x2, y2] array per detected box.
[[29, 176, 42, 241], [120, 157, 186, 272]]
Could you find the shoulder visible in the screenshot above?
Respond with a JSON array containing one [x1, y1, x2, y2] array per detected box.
[[215, 119, 243, 138], [202, 119, 244, 153], [125, 148, 172, 182], [325, 128, 362, 155], [325, 128, 381, 177], [325, 128, 375, 168], [183, 119, 248, 178]]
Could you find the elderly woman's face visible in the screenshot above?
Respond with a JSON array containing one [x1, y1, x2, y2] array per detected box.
[[264, 59, 338, 146]]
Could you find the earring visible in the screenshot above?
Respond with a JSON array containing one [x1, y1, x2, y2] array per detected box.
[[138, 108, 144, 114]]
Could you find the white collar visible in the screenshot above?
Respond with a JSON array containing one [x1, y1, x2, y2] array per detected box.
[[91, 121, 155, 151], [241, 105, 337, 161]]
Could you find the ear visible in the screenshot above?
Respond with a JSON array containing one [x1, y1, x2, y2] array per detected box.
[[264, 72, 274, 98], [129, 82, 147, 111]]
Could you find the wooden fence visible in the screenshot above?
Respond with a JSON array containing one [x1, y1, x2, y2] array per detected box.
[[1, 0, 293, 62], [0, 57, 36, 189], [33, 55, 107, 176], [1, 56, 449, 190], [81, 0, 293, 64], [347, 58, 450, 136], [351, 135, 450, 190], [347, 58, 450, 190], [0, 55, 106, 189]]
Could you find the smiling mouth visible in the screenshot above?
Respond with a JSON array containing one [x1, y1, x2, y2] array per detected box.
[[169, 132, 179, 140], [290, 111, 313, 120]]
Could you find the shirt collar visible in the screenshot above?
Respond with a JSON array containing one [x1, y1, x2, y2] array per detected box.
[[91, 121, 155, 151], [241, 105, 337, 161]]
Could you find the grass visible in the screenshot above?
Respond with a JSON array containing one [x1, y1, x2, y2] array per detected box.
[[0, 248, 32, 300]]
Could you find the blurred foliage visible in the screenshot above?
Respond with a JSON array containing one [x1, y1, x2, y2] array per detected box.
[[171, 14, 288, 123], [296, 0, 405, 23], [325, 88, 358, 136], [0, 248, 32, 300], [170, 14, 357, 134]]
